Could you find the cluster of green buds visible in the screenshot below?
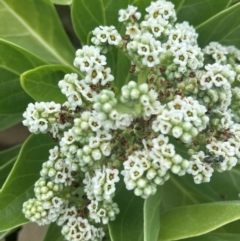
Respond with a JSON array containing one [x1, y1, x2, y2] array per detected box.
[[22, 0, 240, 240]]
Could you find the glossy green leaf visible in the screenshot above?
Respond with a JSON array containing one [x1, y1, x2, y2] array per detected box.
[[196, 3, 240, 49], [21, 65, 74, 103], [0, 0, 75, 66], [108, 182, 144, 241], [180, 233, 240, 241], [161, 174, 211, 212], [51, 0, 72, 5], [0, 134, 54, 231], [42, 223, 64, 241], [0, 39, 45, 115], [179, 165, 240, 204], [144, 187, 161, 241], [159, 201, 240, 241], [0, 114, 22, 132], [0, 145, 21, 189], [216, 218, 240, 234], [171, 0, 231, 26], [0, 145, 21, 166], [0, 158, 16, 190]]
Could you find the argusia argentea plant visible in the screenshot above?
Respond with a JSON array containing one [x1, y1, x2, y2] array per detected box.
[[1, 0, 240, 240], [21, 0, 240, 240]]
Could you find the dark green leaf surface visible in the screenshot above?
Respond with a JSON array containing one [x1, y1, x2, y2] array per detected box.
[[115, 50, 132, 89], [144, 187, 161, 241], [0, 145, 21, 166], [171, 0, 231, 26], [180, 233, 240, 241], [0, 158, 16, 190], [0, 145, 21, 189], [108, 182, 144, 241], [0, 134, 54, 231], [0, 39, 45, 115], [51, 0, 72, 5], [196, 3, 240, 49], [217, 218, 240, 234], [21, 65, 73, 103], [180, 166, 240, 203], [0, 114, 22, 131], [161, 174, 211, 212], [42, 223, 64, 241], [159, 201, 240, 241], [0, 0, 75, 66]]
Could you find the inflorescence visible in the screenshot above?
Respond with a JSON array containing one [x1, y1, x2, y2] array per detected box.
[[22, 0, 240, 240]]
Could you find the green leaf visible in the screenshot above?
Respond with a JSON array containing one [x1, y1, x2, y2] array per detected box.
[[108, 182, 144, 241], [161, 174, 211, 212], [180, 233, 240, 241], [171, 0, 231, 26], [51, 0, 72, 5], [0, 39, 45, 115], [0, 157, 16, 190], [217, 218, 240, 234], [0, 134, 54, 232], [0, 145, 21, 166], [115, 48, 132, 90], [0, 0, 75, 66], [196, 3, 240, 49], [144, 187, 161, 241], [0, 145, 21, 189], [42, 223, 64, 241], [0, 228, 17, 239], [0, 114, 22, 132], [159, 201, 240, 241], [179, 165, 240, 203], [21, 65, 74, 103]]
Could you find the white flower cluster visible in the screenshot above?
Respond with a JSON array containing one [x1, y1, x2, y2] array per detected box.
[[83, 166, 120, 224], [187, 151, 214, 184], [207, 140, 238, 172], [127, 32, 163, 68], [122, 134, 189, 198], [22, 101, 66, 137], [120, 81, 161, 118], [23, 196, 67, 225], [91, 26, 122, 53], [62, 216, 105, 241], [74, 45, 114, 87], [152, 96, 209, 143], [197, 63, 235, 111], [22, 0, 240, 240]]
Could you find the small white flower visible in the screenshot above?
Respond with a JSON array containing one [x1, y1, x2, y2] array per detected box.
[[158, 120, 172, 134], [91, 149, 102, 160], [142, 52, 160, 67], [200, 71, 214, 89], [137, 43, 150, 56], [187, 160, 203, 175], [106, 169, 120, 183], [129, 166, 144, 180], [193, 173, 204, 184], [152, 134, 169, 150], [161, 143, 175, 157], [171, 126, 183, 138]]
